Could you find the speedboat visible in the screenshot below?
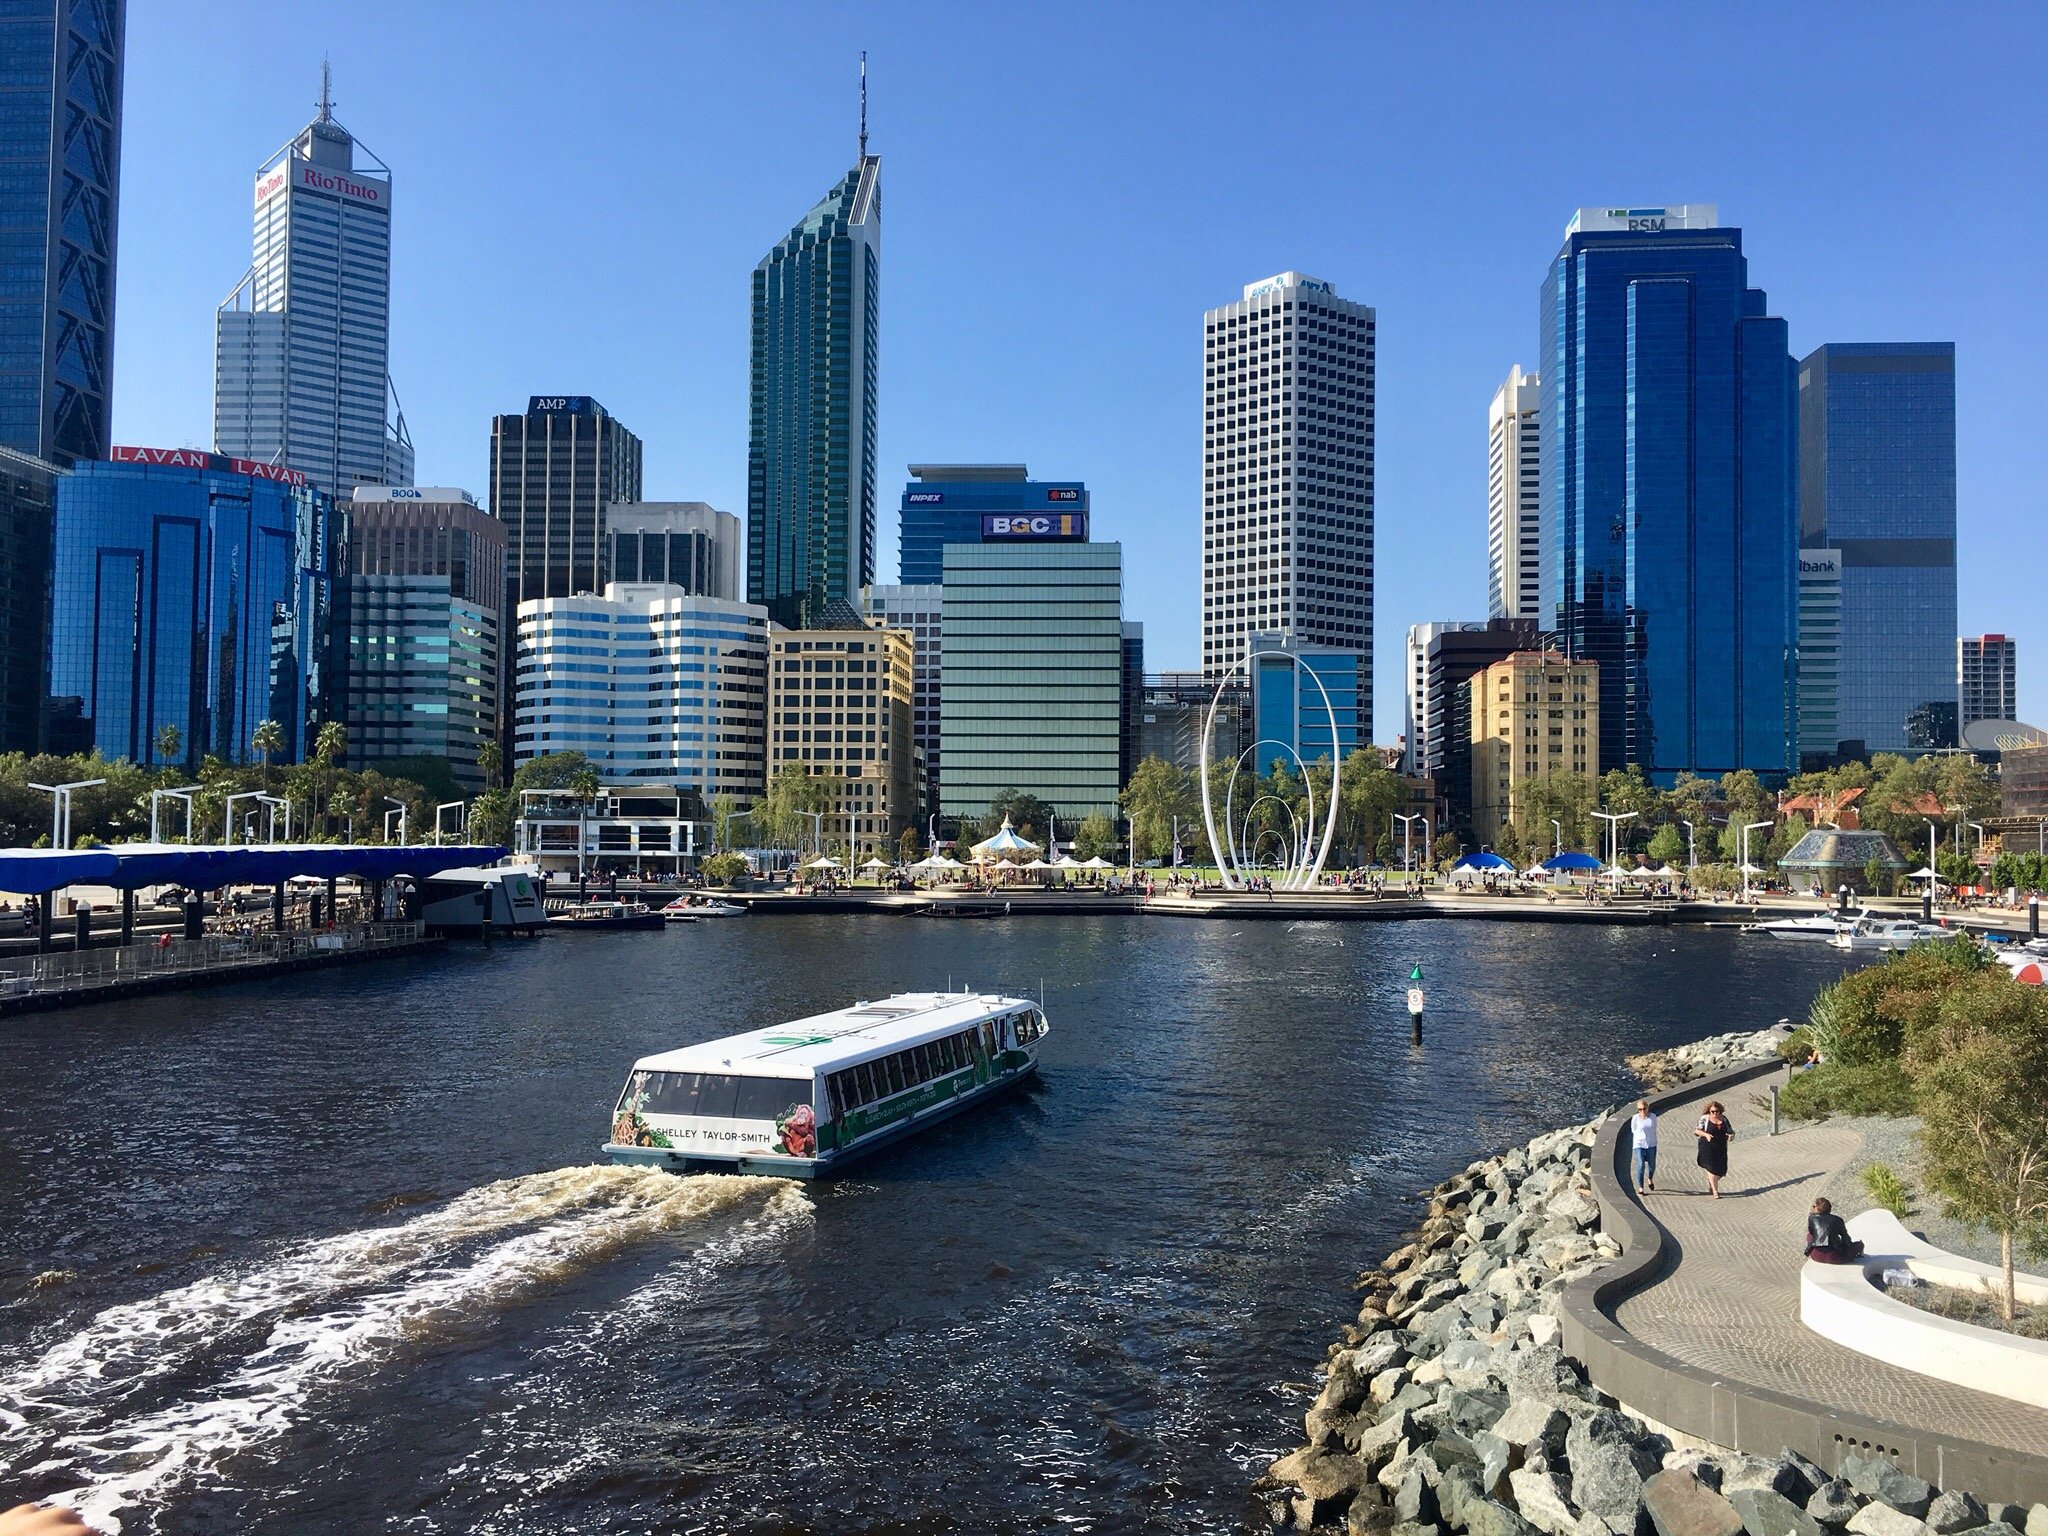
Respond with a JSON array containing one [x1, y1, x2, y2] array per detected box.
[[1827, 914, 1944, 953], [549, 900, 665, 931], [659, 897, 701, 923], [1745, 912, 1852, 941], [683, 895, 746, 917]]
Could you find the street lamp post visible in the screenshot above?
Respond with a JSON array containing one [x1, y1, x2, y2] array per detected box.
[[257, 794, 293, 842], [1738, 820, 1774, 903], [223, 791, 266, 845], [1680, 819, 1698, 872], [1551, 817, 1564, 859], [384, 797, 409, 846], [1394, 812, 1421, 877], [27, 777, 107, 849], [1591, 809, 1638, 875], [150, 785, 202, 843], [434, 800, 465, 845]]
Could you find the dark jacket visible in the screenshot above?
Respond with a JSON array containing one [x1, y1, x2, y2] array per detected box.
[[1805, 1210, 1853, 1254]]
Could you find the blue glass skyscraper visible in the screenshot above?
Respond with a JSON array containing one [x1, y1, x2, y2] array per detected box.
[[1796, 343, 1956, 757], [1540, 205, 1797, 782], [898, 464, 1088, 585], [48, 450, 342, 768], [0, 0, 121, 465]]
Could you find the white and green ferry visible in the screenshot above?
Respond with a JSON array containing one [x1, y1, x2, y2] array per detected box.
[[604, 991, 1047, 1178]]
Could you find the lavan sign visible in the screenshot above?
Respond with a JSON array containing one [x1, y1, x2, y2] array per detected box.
[[982, 512, 1087, 541], [110, 445, 309, 488]]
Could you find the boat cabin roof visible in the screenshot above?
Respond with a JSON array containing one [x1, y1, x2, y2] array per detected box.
[[628, 991, 1036, 1077]]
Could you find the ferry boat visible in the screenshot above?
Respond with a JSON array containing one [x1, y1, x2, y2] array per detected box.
[[604, 991, 1047, 1177], [549, 900, 665, 931]]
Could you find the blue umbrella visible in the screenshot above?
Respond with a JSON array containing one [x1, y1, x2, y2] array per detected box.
[[1453, 851, 1516, 871], [1543, 851, 1602, 872]]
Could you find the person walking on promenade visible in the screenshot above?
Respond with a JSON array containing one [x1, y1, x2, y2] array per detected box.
[[1694, 1099, 1732, 1198], [1629, 1099, 1658, 1194], [1804, 1197, 1866, 1264]]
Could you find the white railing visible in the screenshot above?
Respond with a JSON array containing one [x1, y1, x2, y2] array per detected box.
[[0, 921, 425, 998]]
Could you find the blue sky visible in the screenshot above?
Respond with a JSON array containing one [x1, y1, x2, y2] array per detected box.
[[112, 1, 2048, 732]]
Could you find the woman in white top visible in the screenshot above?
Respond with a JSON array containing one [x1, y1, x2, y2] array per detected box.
[[1629, 1099, 1658, 1194]]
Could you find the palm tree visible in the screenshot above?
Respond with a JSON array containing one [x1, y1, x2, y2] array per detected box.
[[313, 721, 347, 834], [251, 718, 286, 789], [478, 740, 503, 790], [154, 722, 183, 767]]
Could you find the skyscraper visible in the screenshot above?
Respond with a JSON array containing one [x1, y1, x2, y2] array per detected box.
[[748, 148, 880, 627], [606, 502, 741, 600], [0, 0, 121, 467], [1202, 272, 1374, 717], [1487, 366, 1541, 621], [897, 464, 1087, 585], [1541, 205, 1797, 782], [491, 396, 643, 747], [1958, 634, 2018, 730], [215, 70, 412, 498], [1797, 342, 1957, 754]]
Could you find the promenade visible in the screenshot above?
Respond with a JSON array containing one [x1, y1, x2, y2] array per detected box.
[[1598, 1069, 2048, 1474]]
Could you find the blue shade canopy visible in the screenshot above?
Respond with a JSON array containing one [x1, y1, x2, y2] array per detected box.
[[1542, 851, 1603, 872], [1453, 851, 1516, 871], [0, 844, 510, 894], [0, 848, 122, 894]]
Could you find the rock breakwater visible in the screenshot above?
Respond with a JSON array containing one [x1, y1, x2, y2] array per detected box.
[[1258, 1023, 2047, 1536]]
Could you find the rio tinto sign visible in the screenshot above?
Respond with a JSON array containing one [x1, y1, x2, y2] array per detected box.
[[110, 445, 309, 489], [256, 160, 388, 210]]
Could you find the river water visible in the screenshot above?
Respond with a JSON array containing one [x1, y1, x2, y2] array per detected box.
[[0, 915, 1855, 1534]]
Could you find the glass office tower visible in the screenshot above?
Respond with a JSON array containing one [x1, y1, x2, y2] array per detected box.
[[1797, 342, 1956, 755], [939, 543, 1123, 822], [748, 153, 879, 628], [897, 464, 1088, 585], [1541, 205, 1797, 783], [0, 0, 121, 466], [1249, 632, 1363, 770], [0, 445, 58, 749], [48, 450, 341, 768]]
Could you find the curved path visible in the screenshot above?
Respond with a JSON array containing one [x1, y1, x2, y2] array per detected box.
[[1561, 1060, 2048, 1504]]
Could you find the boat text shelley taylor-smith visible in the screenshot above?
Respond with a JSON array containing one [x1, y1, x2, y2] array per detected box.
[[605, 991, 1048, 1177]]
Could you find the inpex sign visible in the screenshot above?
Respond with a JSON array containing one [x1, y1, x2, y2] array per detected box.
[[907, 492, 944, 504]]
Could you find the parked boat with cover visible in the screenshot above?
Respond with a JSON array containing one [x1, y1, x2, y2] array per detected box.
[[605, 991, 1047, 1177]]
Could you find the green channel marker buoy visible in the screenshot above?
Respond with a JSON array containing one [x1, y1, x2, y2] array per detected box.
[[1406, 964, 1425, 1045]]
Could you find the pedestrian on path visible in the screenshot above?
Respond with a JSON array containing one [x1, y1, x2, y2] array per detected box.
[[1629, 1098, 1658, 1194], [1694, 1099, 1732, 1198]]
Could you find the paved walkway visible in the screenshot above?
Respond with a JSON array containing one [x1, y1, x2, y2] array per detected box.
[[1610, 1070, 2048, 1457]]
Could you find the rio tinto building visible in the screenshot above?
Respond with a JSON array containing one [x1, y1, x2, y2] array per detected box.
[[213, 73, 412, 497]]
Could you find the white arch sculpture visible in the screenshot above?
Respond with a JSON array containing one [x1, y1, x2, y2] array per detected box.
[[1198, 648, 1344, 891]]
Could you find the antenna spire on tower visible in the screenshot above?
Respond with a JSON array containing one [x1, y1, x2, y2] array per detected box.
[[858, 51, 867, 160], [318, 58, 333, 122]]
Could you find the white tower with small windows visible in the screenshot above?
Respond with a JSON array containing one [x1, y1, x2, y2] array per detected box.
[[1200, 272, 1374, 736]]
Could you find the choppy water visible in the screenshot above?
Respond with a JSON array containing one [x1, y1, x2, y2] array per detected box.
[[0, 915, 1853, 1533]]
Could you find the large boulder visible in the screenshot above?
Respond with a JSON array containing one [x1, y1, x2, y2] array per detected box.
[[1565, 1409, 1661, 1535], [1924, 1492, 1986, 1536], [1644, 1471, 1746, 1536], [1268, 1445, 1374, 1527], [1841, 1458, 1933, 1521], [1806, 1482, 1864, 1527], [1468, 1499, 1543, 1536], [1728, 1487, 1824, 1536], [1501, 1343, 1590, 1409], [1509, 1468, 1581, 1536], [1492, 1399, 1569, 1455], [1844, 1506, 1932, 1536], [1720, 1457, 1814, 1504]]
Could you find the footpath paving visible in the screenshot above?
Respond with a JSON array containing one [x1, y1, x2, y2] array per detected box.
[[1610, 1071, 2048, 1456]]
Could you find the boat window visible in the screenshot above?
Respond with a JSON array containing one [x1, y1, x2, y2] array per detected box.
[[636, 1071, 741, 1118], [827, 1075, 847, 1119], [733, 1076, 812, 1121], [854, 1063, 876, 1103], [938, 1036, 958, 1072], [885, 1055, 906, 1095], [982, 1021, 998, 1057], [914, 1044, 934, 1081]]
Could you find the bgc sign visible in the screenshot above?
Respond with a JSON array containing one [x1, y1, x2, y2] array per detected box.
[[983, 512, 1087, 541]]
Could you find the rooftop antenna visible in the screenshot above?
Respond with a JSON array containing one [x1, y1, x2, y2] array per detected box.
[[858, 51, 867, 160], [318, 58, 333, 122]]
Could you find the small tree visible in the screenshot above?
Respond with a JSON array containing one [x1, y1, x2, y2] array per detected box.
[[154, 722, 183, 766], [1646, 823, 1685, 866], [1863, 854, 1889, 896], [1907, 990, 2048, 1321], [1072, 811, 1117, 861], [699, 852, 749, 887], [251, 718, 287, 788]]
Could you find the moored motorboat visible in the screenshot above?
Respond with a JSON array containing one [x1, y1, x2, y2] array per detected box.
[[1827, 913, 1945, 953], [684, 895, 746, 916], [659, 897, 701, 923], [549, 900, 665, 931], [1744, 912, 1851, 940], [604, 991, 1046, 1177]]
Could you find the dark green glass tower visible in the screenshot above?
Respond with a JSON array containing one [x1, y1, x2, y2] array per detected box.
[[747, 154, 880, 628]]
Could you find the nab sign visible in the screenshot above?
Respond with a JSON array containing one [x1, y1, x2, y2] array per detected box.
[[982, 512, 1087, 542]]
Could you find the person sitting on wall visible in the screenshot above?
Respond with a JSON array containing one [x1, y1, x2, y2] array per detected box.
[[1803, 1197, 1865, 1264]]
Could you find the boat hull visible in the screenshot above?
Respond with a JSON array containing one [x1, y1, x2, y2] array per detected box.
[[550, 914, 665, 931], [603, 1059, 1038, 1179]]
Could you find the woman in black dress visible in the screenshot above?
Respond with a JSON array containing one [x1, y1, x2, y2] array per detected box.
[[1694, 1100, 1732, 1198]]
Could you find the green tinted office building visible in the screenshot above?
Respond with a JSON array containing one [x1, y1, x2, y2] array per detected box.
[[939, 543, 1124, 823], [748, 154, 880, 628]]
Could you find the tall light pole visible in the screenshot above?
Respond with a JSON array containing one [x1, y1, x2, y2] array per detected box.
[[27, 777, 107, 849], [434, 800, 465, 845], [1738, 820, 1773, 903], [1551, 817, 1564, 859], [224, 791, 266, 845], [1967, 821, 1986, 859], [257, 794, 294, 842], [1591, 809, 1638, 873], [384, 797, 409, 845], [1680, 819, 1697, 872], [150, 785, 202, 843], [1394, 812, 1421, 875]]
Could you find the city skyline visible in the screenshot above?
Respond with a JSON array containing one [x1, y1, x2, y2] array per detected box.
[[104, 4, 2047, 732]]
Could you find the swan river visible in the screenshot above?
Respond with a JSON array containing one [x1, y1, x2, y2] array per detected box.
[[0, 914, 1858, 1534]]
